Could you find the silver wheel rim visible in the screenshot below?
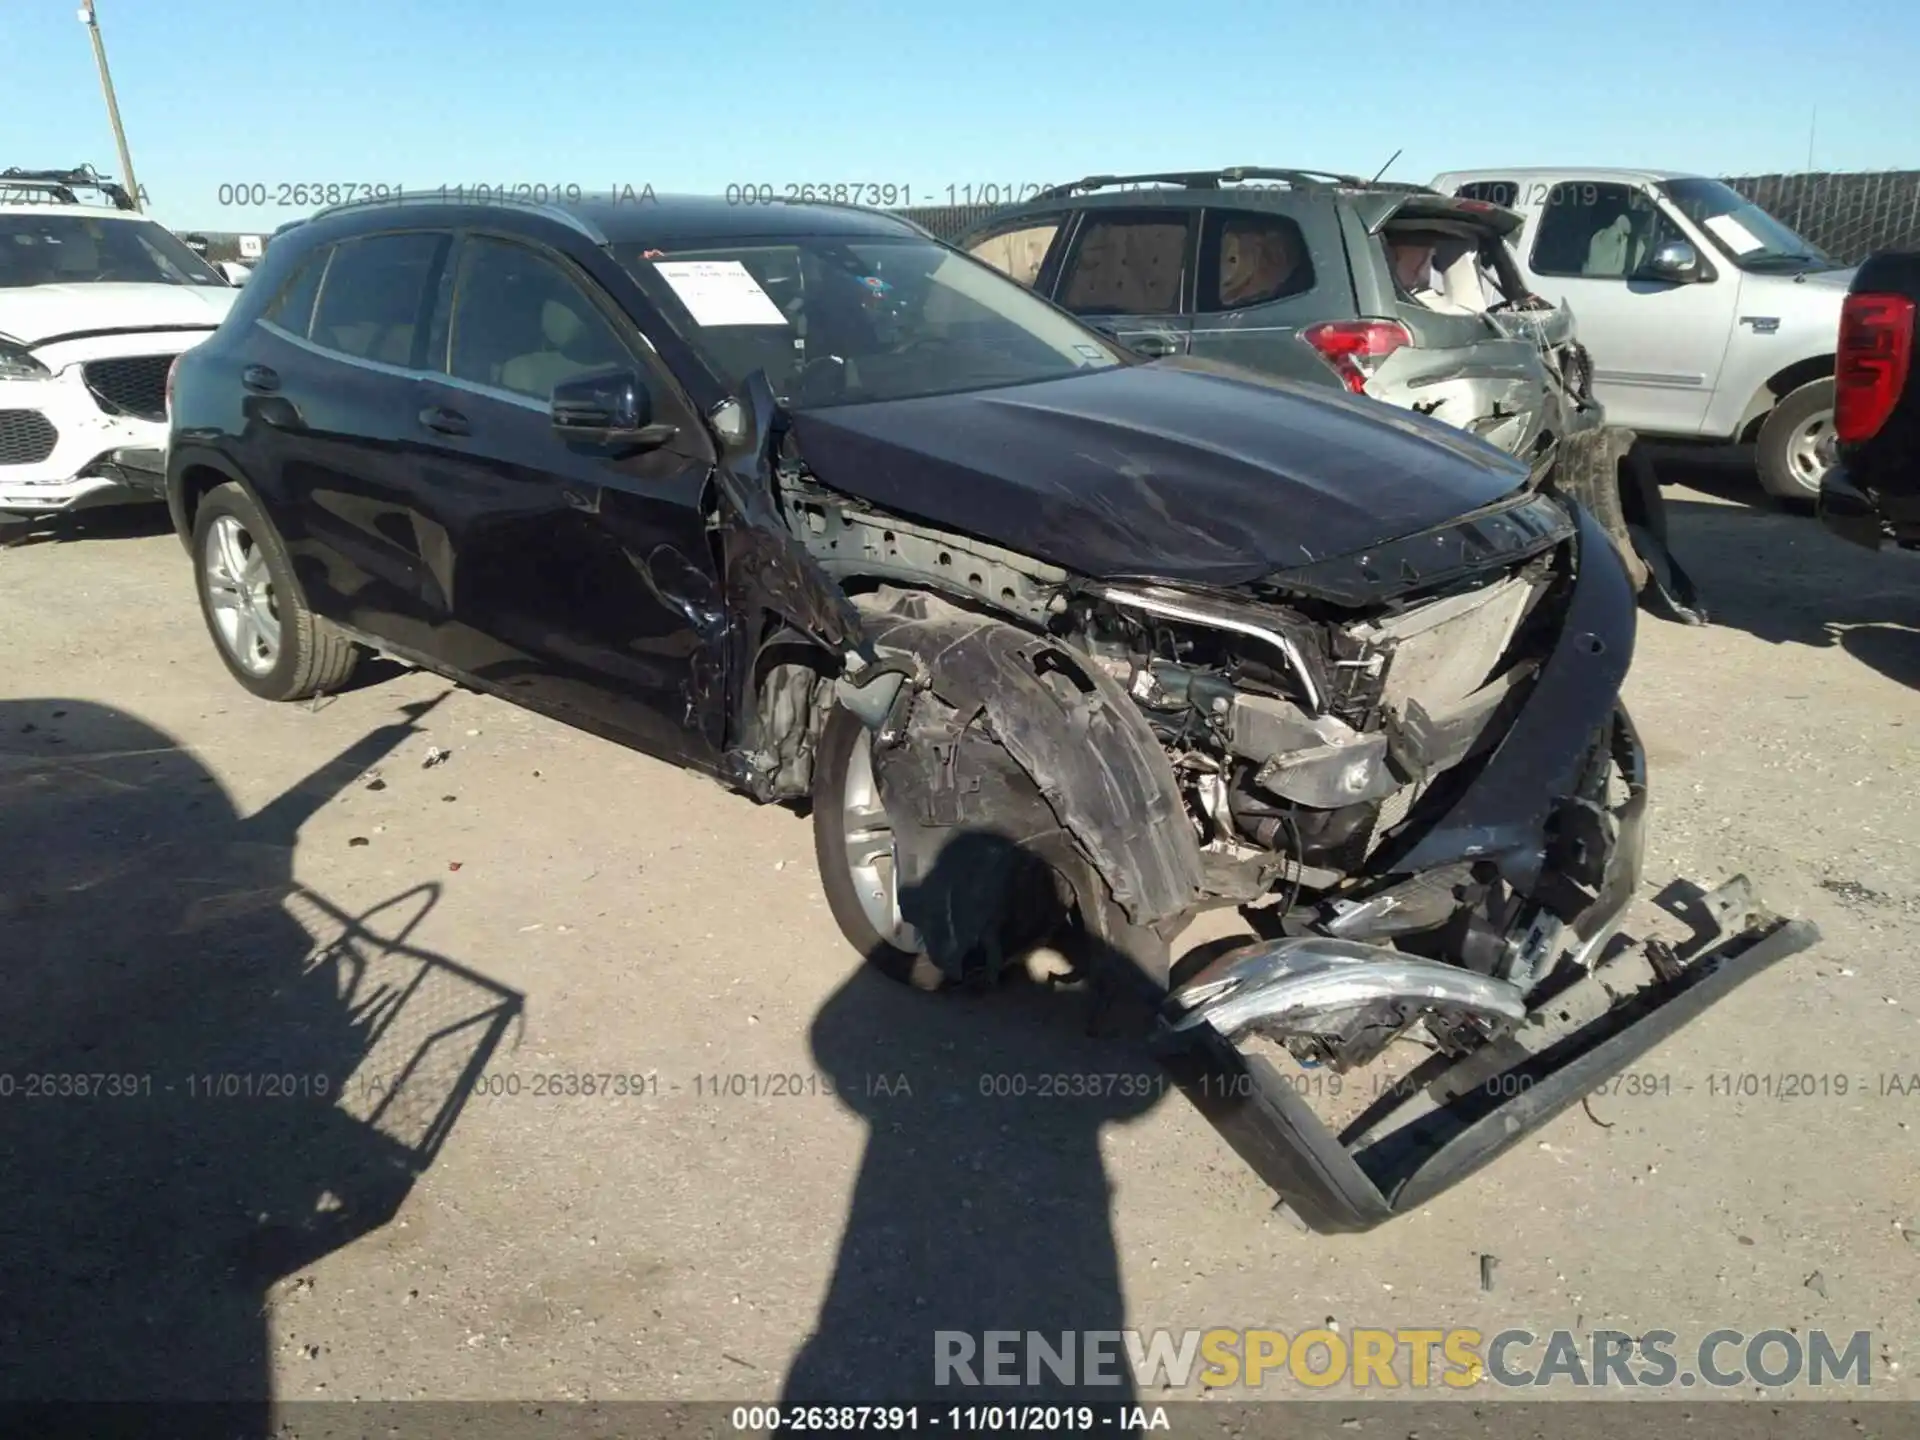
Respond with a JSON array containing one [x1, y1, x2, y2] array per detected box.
[[203, 514, 281, 675], [1785, 408, 1835, 492], [838, 727, 924, 953]]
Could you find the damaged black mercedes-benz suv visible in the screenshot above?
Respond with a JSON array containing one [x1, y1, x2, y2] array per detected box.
[[166, 193, 1815, 1233]]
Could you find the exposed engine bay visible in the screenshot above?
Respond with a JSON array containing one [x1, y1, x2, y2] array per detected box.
[[757, 435, 1813, 1234]]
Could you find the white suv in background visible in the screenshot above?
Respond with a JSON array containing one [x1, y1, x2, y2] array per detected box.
[[1, 202, 238, 518], [1430, 167, 1851, 501]]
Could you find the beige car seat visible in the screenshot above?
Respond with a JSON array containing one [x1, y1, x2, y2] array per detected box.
[[1219, 226, 1297, 308], [1584, 214, 1633, 277]]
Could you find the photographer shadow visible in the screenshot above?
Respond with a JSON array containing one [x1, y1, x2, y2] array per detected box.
[[782, 831, 1174, 1419], [0, 696, 520, 1428]]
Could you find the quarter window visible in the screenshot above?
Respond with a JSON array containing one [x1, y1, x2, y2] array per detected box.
[[309, 232, 445, 365], [1057, 213, 1192, 317], [447, 238, 631, 402], [261, 249, 326, 338], [964, 219, 1063, 288], [1201, 212, 1313, 311]]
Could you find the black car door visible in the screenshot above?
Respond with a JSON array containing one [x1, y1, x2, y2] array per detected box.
[[406, 231, 726, 767], [1044, 208, 1195, 357], [244, 229, 457, 657]]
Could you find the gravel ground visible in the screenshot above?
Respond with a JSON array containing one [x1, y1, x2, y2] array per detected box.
[[1, 459, 1917, 1413]]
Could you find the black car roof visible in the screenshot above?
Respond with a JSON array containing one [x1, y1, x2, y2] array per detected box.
[[296, 192, 929, 248]]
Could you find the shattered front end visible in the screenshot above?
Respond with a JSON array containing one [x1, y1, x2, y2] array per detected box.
[[1106, 497, 1816, 1231]]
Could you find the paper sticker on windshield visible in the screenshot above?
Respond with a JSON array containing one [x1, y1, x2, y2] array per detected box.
[[1074, 343, 1106, 361], [1702, 214, 1764, 255], [652, 260, 787, 327]]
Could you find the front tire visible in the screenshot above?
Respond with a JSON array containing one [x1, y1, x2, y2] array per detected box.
[[1756, 378, 1835, 503], [812, 704, 950, 990], [191, 481, 361, 701]]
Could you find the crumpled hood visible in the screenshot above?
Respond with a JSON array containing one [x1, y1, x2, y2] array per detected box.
[[786, 359, 1532, 586], [0, 283, 235, 347]]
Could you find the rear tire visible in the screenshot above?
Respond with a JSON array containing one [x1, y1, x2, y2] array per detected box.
[[1756, 378, 1835, 503], [191, 481, 361, 702]]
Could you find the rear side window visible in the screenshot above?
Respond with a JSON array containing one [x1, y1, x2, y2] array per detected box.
[[1057, 213, 1193, 317], [964, 217, 1063, 288], [446, 237, 631, 402], [309, 231, 446, 366], [261, 248, 326, 338], [1199, 211, 1313, 312], [1455, 180, 1519, 207]]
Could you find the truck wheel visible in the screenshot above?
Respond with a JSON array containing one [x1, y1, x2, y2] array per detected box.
[[811, 704, 949, 990], [1756, 378, 1835, 504], [191, 481, 362, 701]]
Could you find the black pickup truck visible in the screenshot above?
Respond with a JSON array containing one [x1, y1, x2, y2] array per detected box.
[[1820, 252, 1920, 550]]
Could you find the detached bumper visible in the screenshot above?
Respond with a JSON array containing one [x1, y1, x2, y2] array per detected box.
[[1154, 876, 1814, 1232]]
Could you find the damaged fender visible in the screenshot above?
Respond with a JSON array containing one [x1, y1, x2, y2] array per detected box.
[[856, 592, 1206, 979]]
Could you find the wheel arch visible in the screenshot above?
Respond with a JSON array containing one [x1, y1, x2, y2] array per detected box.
[[1735, 355, 1836, 442]]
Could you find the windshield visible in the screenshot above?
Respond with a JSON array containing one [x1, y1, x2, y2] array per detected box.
[[1656, 179, 1836, 272], [617, 234, 1125, 407], [0, 213, 227, 289]]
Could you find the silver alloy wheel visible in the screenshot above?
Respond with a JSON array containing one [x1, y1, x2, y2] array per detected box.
[[838, 726, 924, 954], [1785, 408, 1836, 493], [203, 514, 281, 675]]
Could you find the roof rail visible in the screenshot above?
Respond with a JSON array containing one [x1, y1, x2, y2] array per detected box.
[[303, 191, 610, 246], [1, 165, 138, 212], [1030, 166, 1371, 202]]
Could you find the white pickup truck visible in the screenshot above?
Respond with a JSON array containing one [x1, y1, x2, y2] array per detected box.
[[1429, 167, 1850, 501]]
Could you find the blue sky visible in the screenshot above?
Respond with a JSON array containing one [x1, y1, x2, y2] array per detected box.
[[7, 0, 1916, 233]]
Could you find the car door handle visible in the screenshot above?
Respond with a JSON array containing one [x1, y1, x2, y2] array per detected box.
[[241, 364, 280, 393], [418, 405, 470, 436]]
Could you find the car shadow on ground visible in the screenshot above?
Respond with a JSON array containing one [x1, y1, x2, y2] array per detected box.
[[0, 502, 177, 548], [783, 835, 1186, 1425], [0, 696, 521, 1429], [1650, 448, 1920, 689]]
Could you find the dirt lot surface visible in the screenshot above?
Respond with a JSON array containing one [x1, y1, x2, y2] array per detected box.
[[2, 457, 1918, 1412]]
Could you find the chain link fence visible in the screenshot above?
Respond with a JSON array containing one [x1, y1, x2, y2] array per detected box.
[[181, 170, 1920, 267], [1721, 170, 1920, 265]]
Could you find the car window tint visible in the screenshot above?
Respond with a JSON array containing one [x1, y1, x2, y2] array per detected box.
[[262, 249, 326, 338], [1058, 215, 1190, 316], [1529, 182, 1678, 280], [448, 238, 631, 402], [309, 232, 443, 365], [965, 220, 1061, 287], [1203, 212, 1313, 311], [1456, 180, 1518, 207]]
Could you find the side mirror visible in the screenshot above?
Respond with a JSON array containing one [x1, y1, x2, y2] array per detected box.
[[550, 370, 677, 448], [1642, 239, 1701, 282]]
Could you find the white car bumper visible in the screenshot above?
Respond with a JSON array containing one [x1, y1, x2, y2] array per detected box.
[[1, 339, 201, 517]]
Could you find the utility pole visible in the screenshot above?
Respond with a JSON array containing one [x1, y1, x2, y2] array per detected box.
[[78, 0, 143, 212]]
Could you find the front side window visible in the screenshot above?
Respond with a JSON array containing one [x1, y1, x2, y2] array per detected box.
[[964, 218, 1063, 288], [0, 214, 225, 289], [1056, 213, 1192, 316], [1200, 212, 1313, 311], [446, 238, 631, 401], [1529, 182, 1681, 280], [618, 233, 1123, 409], [309, 231, 446, 366]]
